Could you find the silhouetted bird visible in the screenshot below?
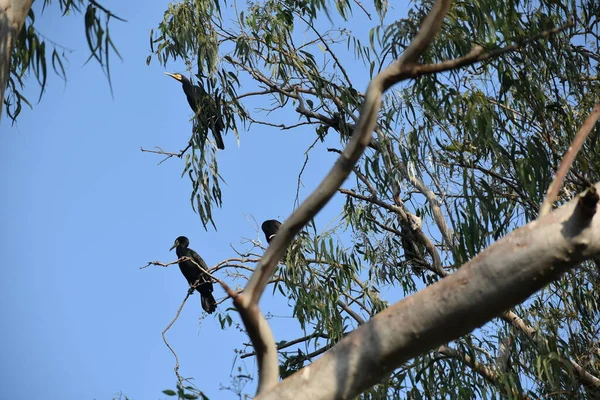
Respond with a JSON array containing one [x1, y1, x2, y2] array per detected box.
[[261, 219, 308, 269], [165, 72, 225, 150], [261, 219, 282, 244], [170, 236, 217, 313]]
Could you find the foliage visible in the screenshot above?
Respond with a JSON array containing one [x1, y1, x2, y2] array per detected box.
[[147, 0, 600, 398], [162, 383, 210, 400], [4, 0, 123, 121]]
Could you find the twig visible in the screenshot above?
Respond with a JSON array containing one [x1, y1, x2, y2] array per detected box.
[[539, 103, 600, 217], [162, 290, 194, 387], [149, 254, 230, 387], [241, 332, 330, 359], [139, 259, 180, 269], [295, 12, 352, 86], [295, 136, 322, 209], [351, 0, 372, 19], [247, 117, 316, 130], [327, 147, 377, 197], [140, 145, 191, 164], [437, 345, 530, 399]]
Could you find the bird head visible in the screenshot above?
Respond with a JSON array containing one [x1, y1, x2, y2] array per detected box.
[[170, 236, 190, 251], [261, 220, 282, 243], [164, 72, 189, 84]]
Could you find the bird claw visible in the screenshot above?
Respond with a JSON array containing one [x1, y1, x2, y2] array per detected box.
[[187, 287, 195, 295]]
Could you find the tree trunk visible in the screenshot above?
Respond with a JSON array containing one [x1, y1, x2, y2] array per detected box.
[[0, 0, 33, 119]]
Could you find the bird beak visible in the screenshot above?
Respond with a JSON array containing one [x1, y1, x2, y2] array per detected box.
[[164, 72, 181, 81], [169, 241, 178, 251]]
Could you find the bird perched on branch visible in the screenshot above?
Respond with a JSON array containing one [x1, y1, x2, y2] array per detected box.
[[170, 236, 217, 314], [164, 72, 225, 150], [261, 219, 308, 269], [261, 219, 282, 244]]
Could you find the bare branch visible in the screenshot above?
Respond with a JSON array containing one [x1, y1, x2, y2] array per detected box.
[[327, 147, 377, 197], [295, 136, 322, 208], [140, 145, 190, 164], [162, 290, 194, 388]]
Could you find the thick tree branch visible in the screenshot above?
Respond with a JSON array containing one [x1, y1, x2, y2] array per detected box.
[[256, 183, 600, 400], [229, 292, 279, 394]]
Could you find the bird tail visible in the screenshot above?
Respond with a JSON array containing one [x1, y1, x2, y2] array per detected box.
[[201, 292, 217, 314], [215, 132, 225, 150], [214, 128, 225, 150]]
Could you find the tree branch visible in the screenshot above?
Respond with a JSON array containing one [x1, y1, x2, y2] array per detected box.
[[241, 332, 330, 359], [242, 0, 451, 306], [540, 103, 600, 217], [235, 1, 452, 395], [395, 19, 574, 80], [256, 183, 600, 400], [501, 309, 600, 389], [437, 345, 499, 386]]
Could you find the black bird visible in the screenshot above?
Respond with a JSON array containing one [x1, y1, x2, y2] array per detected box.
[[261, 219, 307, 268], [165, 72, 225, 150], [170, 236, 217, 314], [261, 219, 282, 244]]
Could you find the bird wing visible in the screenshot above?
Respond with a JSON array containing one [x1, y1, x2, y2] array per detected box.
[[189, 249, 214, 295], [189, 249, 210, 279]]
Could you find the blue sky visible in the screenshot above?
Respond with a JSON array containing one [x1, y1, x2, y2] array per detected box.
[[0, 1, 392, 399]]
